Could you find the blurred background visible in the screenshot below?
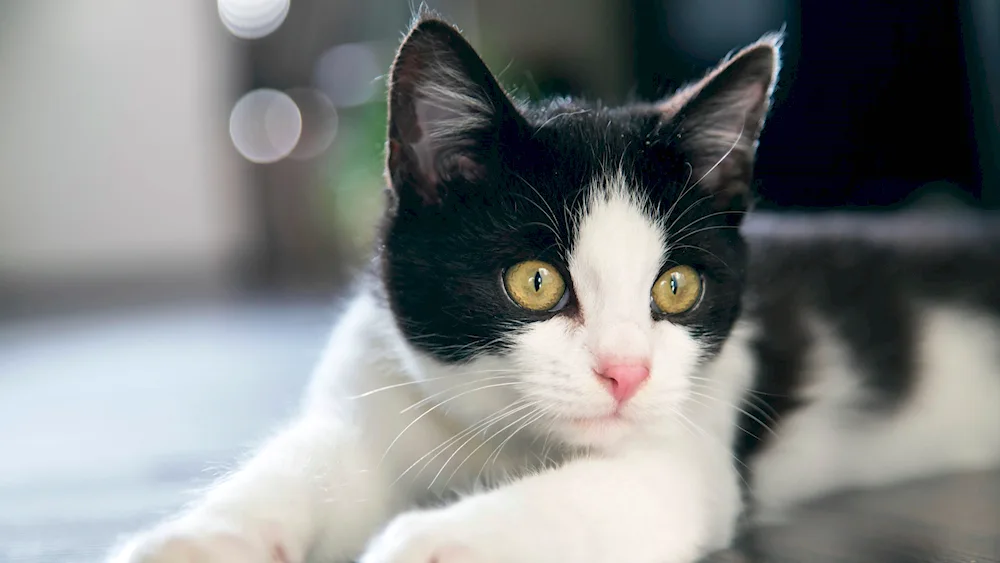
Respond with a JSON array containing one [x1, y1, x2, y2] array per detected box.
[[0, 0, 997, 561]]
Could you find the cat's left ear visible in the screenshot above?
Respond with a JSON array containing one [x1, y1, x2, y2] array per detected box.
[[386, 15, 523, 208], [662, 33, 782, 209]]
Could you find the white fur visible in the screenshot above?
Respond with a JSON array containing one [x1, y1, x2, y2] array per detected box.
[[108, 173, 1000, 563]]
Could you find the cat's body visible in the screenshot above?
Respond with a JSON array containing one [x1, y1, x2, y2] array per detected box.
[[735, 215, 1000, 515], [113, 14, 1000, 563]]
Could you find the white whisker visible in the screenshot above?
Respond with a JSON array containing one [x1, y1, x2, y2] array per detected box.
[[687, 389, 776, 436], [379, 382, 521, 467], [402, 375, 519, 413], [393, 400, 531, 487], [423, 403, 536, 486], [440, 407, 540, 489]]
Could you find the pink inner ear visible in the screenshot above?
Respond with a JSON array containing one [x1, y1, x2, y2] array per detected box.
[[410, 99, 447, 186], [736, 81, 768, 125]]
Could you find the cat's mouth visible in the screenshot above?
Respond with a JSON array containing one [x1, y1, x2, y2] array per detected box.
[[553, 410, 636, 447]]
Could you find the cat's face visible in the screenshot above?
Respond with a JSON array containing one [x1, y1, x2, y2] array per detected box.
[[379, 17, 779, 448]]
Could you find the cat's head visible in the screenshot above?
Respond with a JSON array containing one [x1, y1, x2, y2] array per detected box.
[[378, 15, 780, 448]]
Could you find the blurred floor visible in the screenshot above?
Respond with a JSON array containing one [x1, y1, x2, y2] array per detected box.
[[0, 297, 336, 562]]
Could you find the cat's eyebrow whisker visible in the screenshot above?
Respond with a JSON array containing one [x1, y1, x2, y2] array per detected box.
[[663, 193, 717, 237], [510, 172, 565, 252], [669, 224, 743, 246], [564, 184, 589, 231], [659, 117, 745, 241], [668, 210, 748, 243], [521, 221, 564, 244], [511, 173, 558, 224], [663, 244, 737, 276], [661, 161, 696, 227]]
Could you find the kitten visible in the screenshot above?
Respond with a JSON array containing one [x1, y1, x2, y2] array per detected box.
[[111, 13, 1000, 563]]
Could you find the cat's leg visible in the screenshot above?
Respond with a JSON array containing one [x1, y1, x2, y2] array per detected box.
[[359, 440, 741, 563], [110, 413, 401, 563]]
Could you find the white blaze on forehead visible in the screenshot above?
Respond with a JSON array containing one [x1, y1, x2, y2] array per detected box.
[[569, 173, 667, 333]]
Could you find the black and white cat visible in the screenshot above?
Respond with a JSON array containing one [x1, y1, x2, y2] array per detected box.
[[113, 13, 1000, 563]]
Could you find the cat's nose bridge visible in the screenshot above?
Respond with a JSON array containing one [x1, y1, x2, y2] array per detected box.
[[589, 320, 651, 364], [573, 263, 653, 323]]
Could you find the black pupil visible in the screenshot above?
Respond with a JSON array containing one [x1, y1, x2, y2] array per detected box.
[[670, 274, 679, 294], [533, 271, 543, 292]]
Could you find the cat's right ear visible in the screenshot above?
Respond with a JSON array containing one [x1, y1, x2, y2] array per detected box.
[[659, 33, 782, 212], [386, 15, 522, 208]]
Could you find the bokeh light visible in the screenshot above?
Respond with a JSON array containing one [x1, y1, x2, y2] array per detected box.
[[314, 43, 383, 108], [218, 0, 291, 40], [286, 88, 338, 161], [229, 89, 302, 164]]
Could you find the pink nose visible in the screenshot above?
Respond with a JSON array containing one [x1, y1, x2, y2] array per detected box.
[[596, 363, 650, 403]]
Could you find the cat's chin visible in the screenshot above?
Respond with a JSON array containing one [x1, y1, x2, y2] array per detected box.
[[551, 413, 635, 448]]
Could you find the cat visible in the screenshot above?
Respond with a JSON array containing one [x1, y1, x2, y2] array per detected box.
[[111, 12, 1000, 563]]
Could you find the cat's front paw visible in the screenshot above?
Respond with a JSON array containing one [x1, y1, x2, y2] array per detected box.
[[359, 509, 498, 563], [109, 516, 291, 563]]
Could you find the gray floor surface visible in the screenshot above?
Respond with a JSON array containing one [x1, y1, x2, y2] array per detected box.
[[0, 300, 335, 562], [1, 298, 996, 563]]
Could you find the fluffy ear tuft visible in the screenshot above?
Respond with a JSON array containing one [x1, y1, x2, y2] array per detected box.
[[386, 14, 519, 207], [662, 32, 782, 209]]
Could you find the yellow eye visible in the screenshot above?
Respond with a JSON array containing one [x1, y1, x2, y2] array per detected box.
[[651, 265, 702, 315], [503, 260, 567, 311]]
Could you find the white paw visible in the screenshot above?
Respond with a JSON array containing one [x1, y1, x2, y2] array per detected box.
[[109, 516, 289, 563], [359, 510, 498, 563]]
